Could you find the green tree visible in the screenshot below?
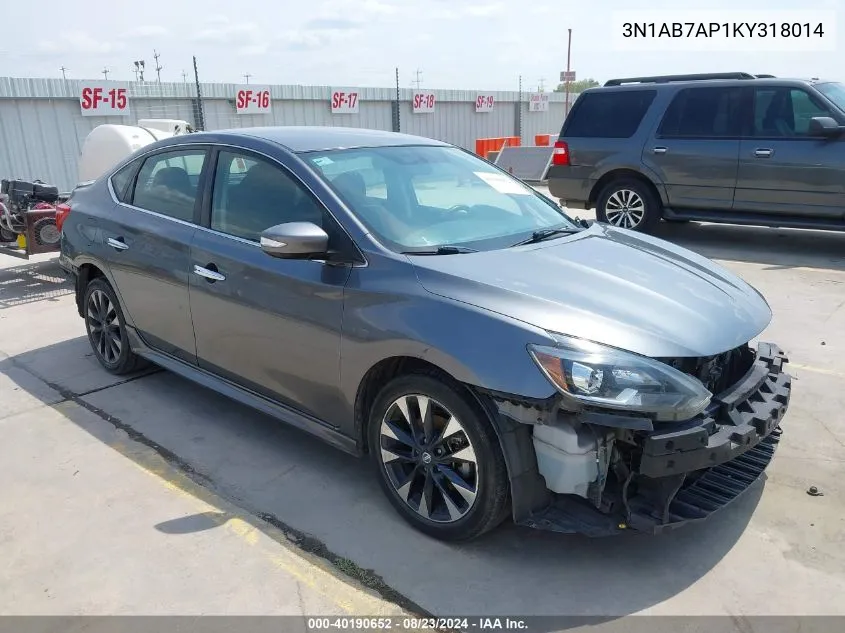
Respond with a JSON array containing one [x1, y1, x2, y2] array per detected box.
[[554, 78, 600, 93]]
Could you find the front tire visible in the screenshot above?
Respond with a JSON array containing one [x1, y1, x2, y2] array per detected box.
[[84, 277, 147, 375], [368, 375, 510, 541], [596, 178, 661, 232]]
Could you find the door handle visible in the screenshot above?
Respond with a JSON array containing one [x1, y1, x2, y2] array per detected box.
[[193, 264, 226, 282], [106, 237, 129, 251], [754, 148, 773, 158], [653, 147, 668, 154]]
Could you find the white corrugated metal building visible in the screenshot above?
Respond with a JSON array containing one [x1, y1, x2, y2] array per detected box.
[[0, 76, 571, 191]]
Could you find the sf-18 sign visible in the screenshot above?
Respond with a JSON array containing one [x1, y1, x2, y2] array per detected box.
[[331, 90, 360, 114], [475, 94, 495, 112], [79, 83, 129, 116], [529, 92, 550, 112], [412, 92, 436, 114], [235, 86, 271, 114]]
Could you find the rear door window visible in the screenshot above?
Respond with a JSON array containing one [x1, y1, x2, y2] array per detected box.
[[564, 90, 656, 138], [658, 87, 746, 138], [131, 149, 207, 222]]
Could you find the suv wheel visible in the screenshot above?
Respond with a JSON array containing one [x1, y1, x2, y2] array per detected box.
[[84, 277, 147, 375], [368, 374, 510, 541], [596, 179, 661, 232]]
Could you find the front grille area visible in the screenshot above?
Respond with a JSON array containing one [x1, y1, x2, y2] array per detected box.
[[657, 344, 756, 395]]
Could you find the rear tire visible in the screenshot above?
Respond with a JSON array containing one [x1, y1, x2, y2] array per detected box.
[[84, 277, 148, 375], [596, 178, 661, 232], [368, 374, 510, 541]]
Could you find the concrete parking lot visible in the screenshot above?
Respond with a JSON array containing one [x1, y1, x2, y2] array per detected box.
[[1, 213, 844, 618]]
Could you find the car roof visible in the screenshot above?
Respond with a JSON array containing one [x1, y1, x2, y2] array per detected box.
[[587, 77, 823, 93], [188, 126, 450, 153]]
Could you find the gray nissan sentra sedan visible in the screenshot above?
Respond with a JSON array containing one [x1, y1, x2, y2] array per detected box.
[[60, 126, 792, 541]]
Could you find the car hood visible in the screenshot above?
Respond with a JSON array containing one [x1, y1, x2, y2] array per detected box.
[[408, 224, 772, 358]]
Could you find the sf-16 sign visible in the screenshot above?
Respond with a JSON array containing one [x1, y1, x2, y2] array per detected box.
[[235, 86, 272, 114], [79, 83, 129, 116]]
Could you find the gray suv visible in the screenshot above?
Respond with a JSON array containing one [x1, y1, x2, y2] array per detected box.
[[60, 126, 791, 541], [547, 72, 845, 232]]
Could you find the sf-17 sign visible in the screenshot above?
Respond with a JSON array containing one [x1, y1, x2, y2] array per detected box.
[[331, 90, 360, 114]]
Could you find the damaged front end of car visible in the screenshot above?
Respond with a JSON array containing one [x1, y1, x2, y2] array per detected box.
[[485, 336, 792, 536]]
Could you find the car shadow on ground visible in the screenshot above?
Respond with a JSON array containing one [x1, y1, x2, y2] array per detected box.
[[2, 337, 765, 624], [652, 222, 845, 272], [0, 257, 73, 309]]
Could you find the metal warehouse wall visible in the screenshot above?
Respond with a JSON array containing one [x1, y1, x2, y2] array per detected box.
[[0, 77, 572, 191]]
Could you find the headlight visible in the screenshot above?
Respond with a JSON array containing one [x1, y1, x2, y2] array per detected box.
[[529, 334, 712, 422]]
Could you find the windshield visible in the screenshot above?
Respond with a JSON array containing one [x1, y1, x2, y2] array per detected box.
[[304, 145, 576, 252], [816, 82, 845, 113]]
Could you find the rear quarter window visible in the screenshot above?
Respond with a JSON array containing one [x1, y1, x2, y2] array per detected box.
[[563, 90, 656, 138]]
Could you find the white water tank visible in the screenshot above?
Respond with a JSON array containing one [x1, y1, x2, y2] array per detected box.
[[77, 119, 191, 183]]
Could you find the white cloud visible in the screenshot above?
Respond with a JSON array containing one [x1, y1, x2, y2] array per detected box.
[[36, 34, 123, 55], [192, 20, 259, 43], [431, 2, 505, 19], [123, 25, 169, 38]]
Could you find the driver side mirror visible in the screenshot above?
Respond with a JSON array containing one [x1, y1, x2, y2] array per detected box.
[[809, 116, 844, 138], [259, 222, 328, 259]]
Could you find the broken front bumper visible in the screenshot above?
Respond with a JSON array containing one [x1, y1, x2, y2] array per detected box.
[[521, 342, 792, 536]]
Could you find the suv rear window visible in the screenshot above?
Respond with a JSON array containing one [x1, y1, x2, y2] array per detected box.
[[563, 90, 656, 138], [658, 87, 746, 138]]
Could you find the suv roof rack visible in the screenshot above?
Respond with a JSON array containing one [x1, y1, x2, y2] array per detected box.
[[603, 72, 757, 86]]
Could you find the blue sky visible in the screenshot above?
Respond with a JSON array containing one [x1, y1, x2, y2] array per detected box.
[[2, 0, 842, 90]]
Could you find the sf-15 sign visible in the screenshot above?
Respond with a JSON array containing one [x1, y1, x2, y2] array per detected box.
[[79, 83, 129, 116], [236, 86, 272, 114]]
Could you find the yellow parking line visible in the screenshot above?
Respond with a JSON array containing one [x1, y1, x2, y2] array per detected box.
[[790, 363, 845, 379], [53, 401, 405, 617]]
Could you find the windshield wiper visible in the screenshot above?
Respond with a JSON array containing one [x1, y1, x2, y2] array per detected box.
[[510, 227, 578, 247], [401, 245, 478, 255]]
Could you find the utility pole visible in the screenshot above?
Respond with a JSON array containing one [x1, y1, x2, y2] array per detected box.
[[243, 72, 252, 84], [134, 60, 145, 81], [153, 49, 163, 83], [60, 66, 68, 80], [393, 67, 400, 133], [193, 56, 206, 131], [564, 28, 572, 117], [412, 69, 423, 90], [102, 67, 110, 80], [181, 70, 188, 83], [538, 78, 546, 92]]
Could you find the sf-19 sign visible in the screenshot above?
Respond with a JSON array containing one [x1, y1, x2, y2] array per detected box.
[[80, 83, 129, 116], [331, 90, 360, 114], [475, 94, 495, 112], [412, 92, 436, 114], [236, 86, 271, 114]]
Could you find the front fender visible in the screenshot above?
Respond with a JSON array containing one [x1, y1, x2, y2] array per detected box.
[[340, 283, 558, 411]]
